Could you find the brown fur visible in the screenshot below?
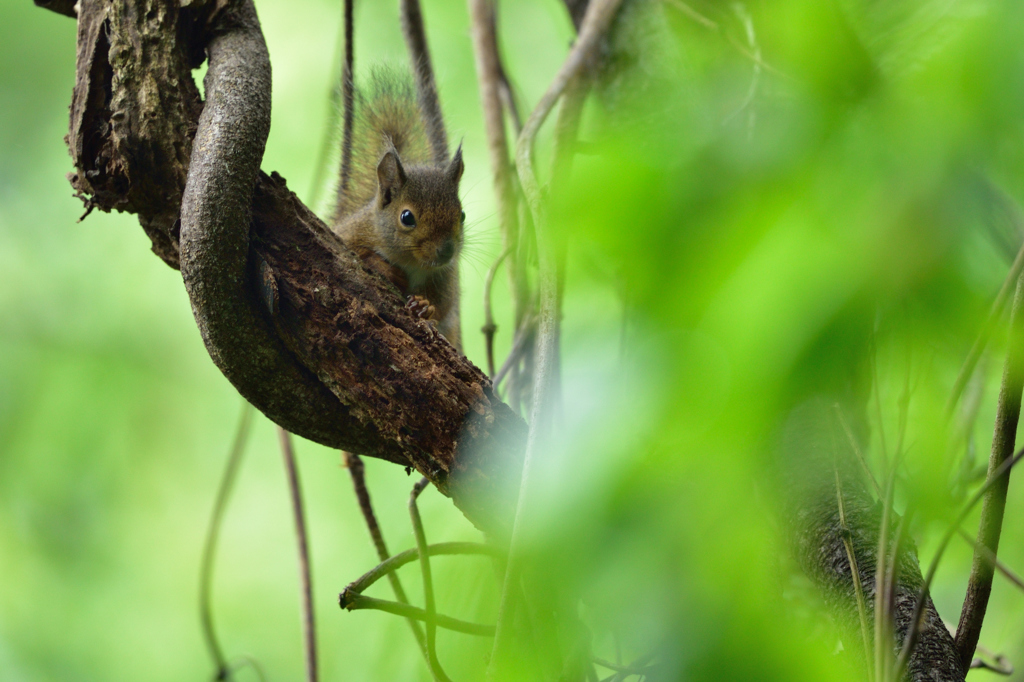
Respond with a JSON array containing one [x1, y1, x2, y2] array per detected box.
[[333, 69, 464, 349]]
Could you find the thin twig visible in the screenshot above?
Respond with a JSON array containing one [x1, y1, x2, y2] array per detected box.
[[894, 349, 912, 469], [947, 237, 1024, 417], [410, 478, 451, 682], [498, 67, 523, 136], [400, 0, 448, 164], [228, 655, 269, 682], [468, 0, 527, 376], [513, 0, 623, 219], [199, 401, 254, 680], [874, 452, 899, 682], [592, 656, 657, 676], [954, 268, 1024, 670], [488, 2, 625, 677], [883, 509, 912, 682], [969, 648, 1014, 675], [723, 2, 760, 139], [343, 594, 496, 636], [343, 452, 428, 657], [550, 72, 590, 193], [662, 0, 791, 79], [835, 465, 873, 678], [664, 0, 717, 28], [336, 0, 356, 209], [278, 427, 318, 682], [828, 407, 875, 681], [958, 528, 1024, 593], [870, 332, 890, 475], [895, 446, 1024, 678], [342, 542, 504, 597], [494, 314, 536, 390], [834, 403, 883, 501], [306, 17, 344, 213], [482, 248, 511, 378], [609, 651, 657, 682]]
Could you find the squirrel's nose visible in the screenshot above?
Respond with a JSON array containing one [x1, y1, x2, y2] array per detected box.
[[437, 238, 455, 264]]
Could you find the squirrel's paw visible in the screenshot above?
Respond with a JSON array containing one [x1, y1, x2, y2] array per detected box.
[[406, 295, 437, 321]]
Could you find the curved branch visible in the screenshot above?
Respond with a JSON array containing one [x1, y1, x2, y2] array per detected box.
[[179, 0, 364, 459], [342, 594, 496, 637], [342, 542, 503, 598]]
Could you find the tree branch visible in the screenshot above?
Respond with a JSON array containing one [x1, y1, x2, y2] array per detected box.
[[334, 0, 356, 216], [411, 478, 451, 682], [34, 0, 76, 18], [278, 428, 318, 682], [343, 594, 496, 637], [343, 452, 428, 657], [400, 0, 449, 164], [955, 269, 1024, 669], [783, 401, 964, 682], [199, 401, 254, 679]]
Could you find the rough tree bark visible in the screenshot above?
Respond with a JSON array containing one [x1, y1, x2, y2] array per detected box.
[[783, 400, 964, 682]]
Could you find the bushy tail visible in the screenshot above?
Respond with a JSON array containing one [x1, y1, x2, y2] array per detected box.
[[335, 68, 434, 218]]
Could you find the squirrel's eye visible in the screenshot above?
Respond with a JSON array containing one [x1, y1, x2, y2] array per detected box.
[[400, 210, 416, 228], [460, 210, 466, 224]]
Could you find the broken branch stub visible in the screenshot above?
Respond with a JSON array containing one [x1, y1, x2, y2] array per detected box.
[[55, 0, 525, 536]]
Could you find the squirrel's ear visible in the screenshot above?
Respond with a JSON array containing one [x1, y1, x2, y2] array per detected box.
[[446, 144, 464, 185], [377, 150, 407, 207]]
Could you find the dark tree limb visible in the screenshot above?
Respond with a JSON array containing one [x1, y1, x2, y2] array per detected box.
[[562, 0, 589, 31], [34, 0, 76, 17], [783, 402, 964, 682], [53, 0, 526, 536]]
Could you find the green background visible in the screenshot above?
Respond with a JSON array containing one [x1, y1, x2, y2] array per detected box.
[[3, 0, 1024, 680]]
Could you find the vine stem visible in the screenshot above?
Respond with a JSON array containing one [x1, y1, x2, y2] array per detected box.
[[957, 528, 1024, 594], [343, 594, 495, 636], [482, 248, 511, 378], [278, 428, 318, 682], [335, 0, 355, 214], [487, 0, 623, 678], [895, 445, 1024, 678], [341, 542, 504, 596], [411, 478, 451, 682], [954, 268, 1024, 669], [343, 452, 428, 658], [199, 401, 254, 679], [468, 0, 528, 392], [400, 0, 448, 164], [946, 235, 1024, 417]]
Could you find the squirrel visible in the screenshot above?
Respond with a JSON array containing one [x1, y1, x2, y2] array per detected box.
[[332, 69, 465, 350]]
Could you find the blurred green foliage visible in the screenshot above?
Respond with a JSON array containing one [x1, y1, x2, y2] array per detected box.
[[3, 0, 1024, 680]]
